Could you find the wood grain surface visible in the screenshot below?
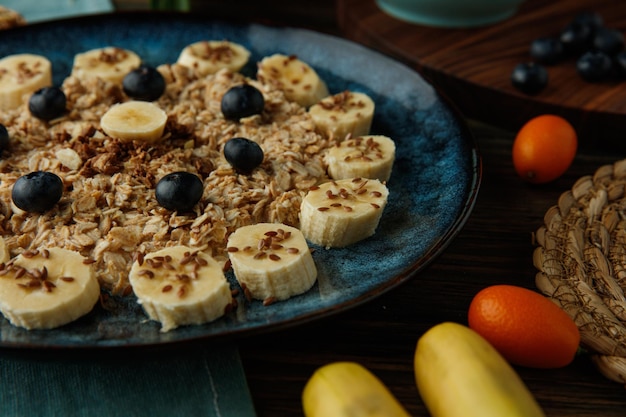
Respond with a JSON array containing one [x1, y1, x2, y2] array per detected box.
[[337, 0, 626, 150]]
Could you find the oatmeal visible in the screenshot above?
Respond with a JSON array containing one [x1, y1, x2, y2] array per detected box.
[[0, 63, 333, 294]]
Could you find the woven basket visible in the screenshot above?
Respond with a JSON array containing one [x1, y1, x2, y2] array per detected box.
[[534, 159, 626, 385]]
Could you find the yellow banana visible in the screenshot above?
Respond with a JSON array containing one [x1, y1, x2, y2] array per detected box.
[[414, 322, 546, 417], [302, 361, 411, 417]]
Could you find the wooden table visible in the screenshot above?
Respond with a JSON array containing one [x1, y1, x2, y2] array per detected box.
[[336, 0, 626, 150], [224, 1, 626, 416]]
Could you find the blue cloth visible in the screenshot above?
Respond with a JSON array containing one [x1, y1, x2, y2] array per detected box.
[[1, 0, 114, 22], [0, 343, 257, 417]]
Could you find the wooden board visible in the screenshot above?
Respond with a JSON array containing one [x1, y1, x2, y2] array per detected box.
[[337, 0, 626, 150]]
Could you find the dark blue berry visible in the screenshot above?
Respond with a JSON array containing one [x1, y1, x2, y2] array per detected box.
[[123, 65, 166, 101], [615, 51, 626, 78], [560, 22, 594, 56], [530, 37, 565, 65], [572, 11, 604, 33], [12, 171, 63, 213], [155, 171, 203, 212], [0, 124, 9, 155], [28, 87, 67, 121], [593, 27, 625, 56], [576, 50, 613, 81], [221, 84, 265, 121], [223, 137, 264, 174], [511, 62, 548, 95]]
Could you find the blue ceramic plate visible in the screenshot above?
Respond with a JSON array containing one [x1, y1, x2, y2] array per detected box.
[[0, 12, 480, 348]]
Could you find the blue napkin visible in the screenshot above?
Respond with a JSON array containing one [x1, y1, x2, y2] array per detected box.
[[1, 343, 257, 417], [1, 0, 114, 22]]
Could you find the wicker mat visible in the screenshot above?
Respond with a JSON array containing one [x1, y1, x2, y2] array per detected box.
[[534, 159, 626, 385]]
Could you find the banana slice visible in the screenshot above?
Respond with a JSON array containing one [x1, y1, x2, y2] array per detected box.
[[100, 100, 167, 142], [300, 178, 389, 248], [257, 54, 329, 107], [71, 46, 141, 84], [128, 246, 233, 332], [325, 135, 396, 182], [227, 223, 317, 304], [177, 40, 250, 76], [309, 91, 375, 140], [0, 247, 100, 330], [0, 54, 52, 110]]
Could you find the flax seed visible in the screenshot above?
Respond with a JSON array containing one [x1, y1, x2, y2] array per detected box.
[[263, 297, 276, 306], [138, 269, 155, 279], [162, 284, 173, 293]]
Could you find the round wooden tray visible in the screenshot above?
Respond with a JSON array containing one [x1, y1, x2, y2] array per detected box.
[[337, 0, 626, 150]]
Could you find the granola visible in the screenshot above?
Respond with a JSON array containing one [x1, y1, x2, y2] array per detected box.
[[0, 64, 333, 294]]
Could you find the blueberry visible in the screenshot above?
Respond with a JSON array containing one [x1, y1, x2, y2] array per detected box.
[[615, 50, 626, 77], [593, 27, 625, 56], [123, 65, 166, 101], [530, 37, 565, 65], [560, 22, 594, 56], [28, 87, 67, 121], [155, 171, 203, 212], [0, 124, 9, 155], [576, 50, 613, 81], [221, 84, 265, 121], [223, 137, 264, 174], [511, 62, 548, 95], [572, 11, 604, 33], [12, 171, 63, 213]]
